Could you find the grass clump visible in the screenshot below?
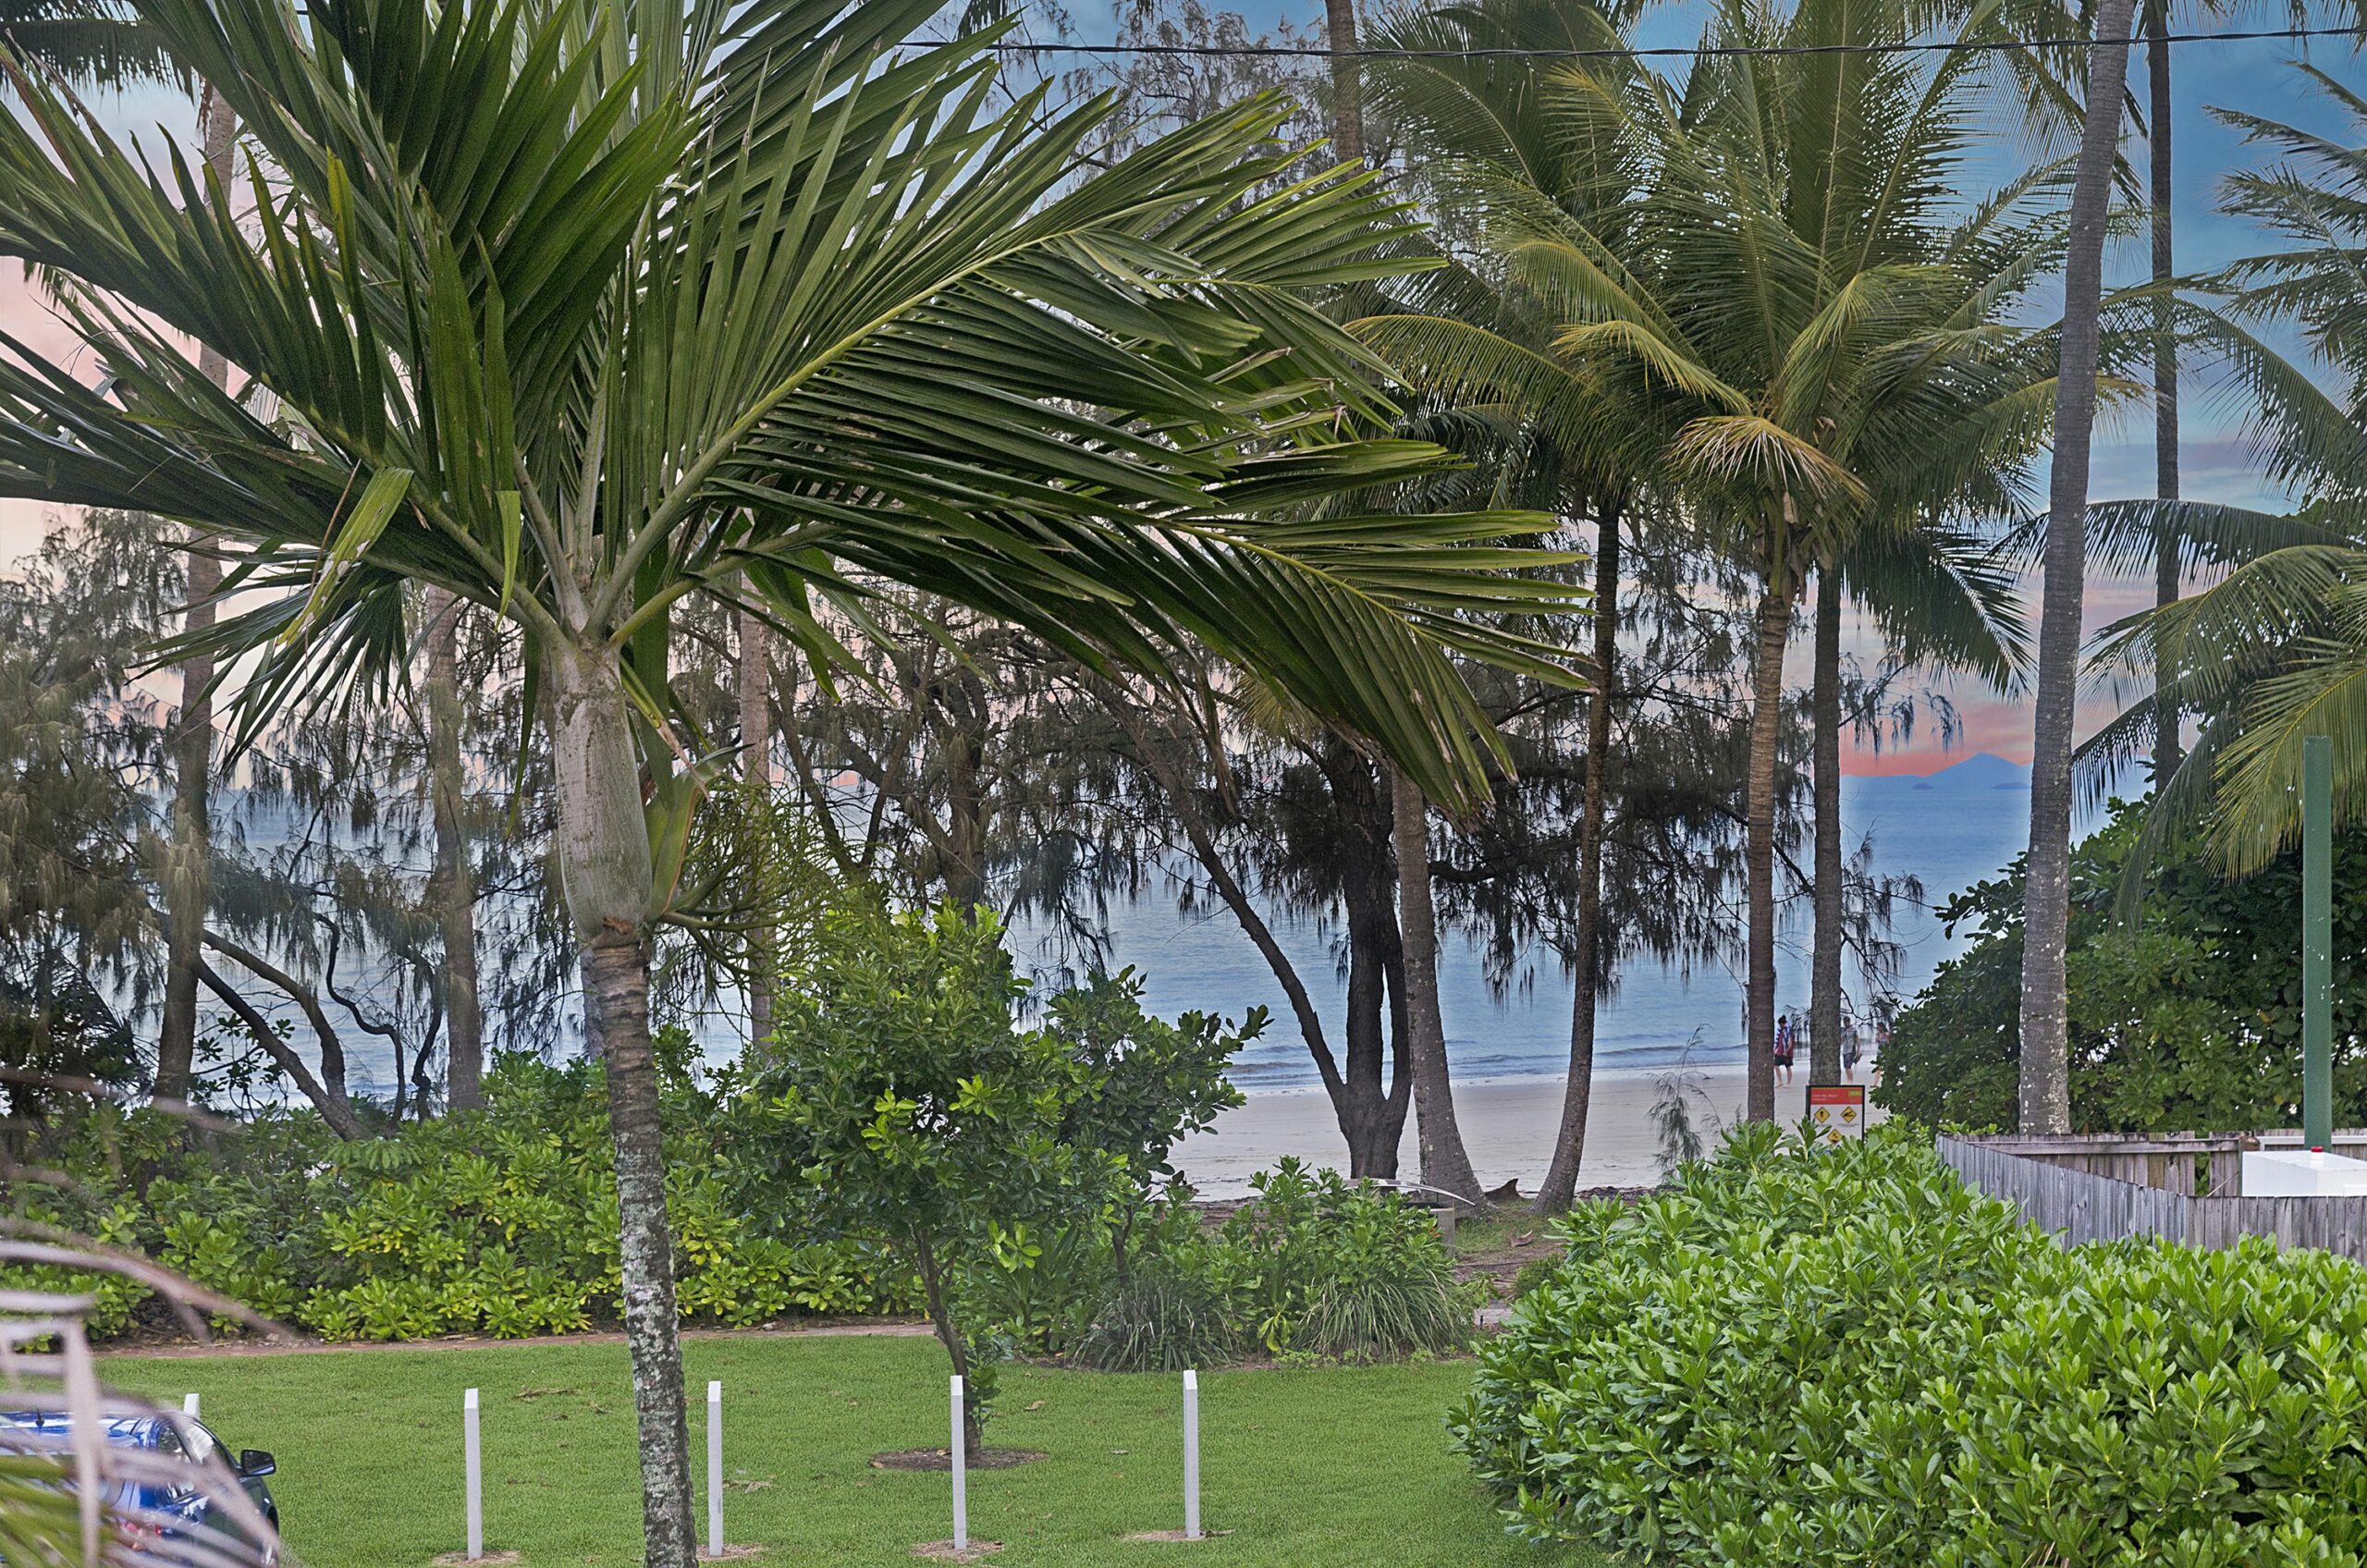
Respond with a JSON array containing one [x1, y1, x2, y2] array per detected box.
[[1460, 1121, 2367, 1566]]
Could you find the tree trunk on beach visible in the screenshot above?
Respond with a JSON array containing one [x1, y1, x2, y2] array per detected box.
[[157, 85, 237, 1109], [2147, 2, 2182, 785], [1536, 502, 1619, 1212], [1809, 574, 1844, 1087], [425, 584, 484, 1111], [1745, 581, 1793, 1123], [738, 605, 774, 1047], [1392, 766, 1481, 1204], [2020, 0, 2137, 1135]]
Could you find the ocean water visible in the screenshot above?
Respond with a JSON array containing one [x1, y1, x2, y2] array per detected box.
[[1021, 751, 2054, 1091]]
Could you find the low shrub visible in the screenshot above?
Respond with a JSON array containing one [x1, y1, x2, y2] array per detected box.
[[10, 1046, 915, 1342], [1458, 1121, 2367, 1567], [1075, 1268, 1236, 1373]]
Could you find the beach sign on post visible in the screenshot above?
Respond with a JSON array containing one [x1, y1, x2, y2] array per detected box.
[[1807, 1084, 1865, 1146]]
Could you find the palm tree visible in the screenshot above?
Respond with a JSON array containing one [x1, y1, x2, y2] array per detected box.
[[1356, 0, 1660, 1206], [1805, 532, 2027, 1084], [0, 0, 171, 92], [2084, 71, 2367, 867], [0, 1, 1579, 1560], [2020, 0, 2140, 1134]]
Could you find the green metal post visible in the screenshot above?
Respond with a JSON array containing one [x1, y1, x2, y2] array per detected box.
[[2305, 734, 2333, 1149]]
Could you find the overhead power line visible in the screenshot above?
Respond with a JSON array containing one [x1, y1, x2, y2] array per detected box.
[[932, 23, 2362, 62]]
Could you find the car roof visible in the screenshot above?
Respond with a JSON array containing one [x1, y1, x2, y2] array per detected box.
[[0, 1411, 154, 1443]]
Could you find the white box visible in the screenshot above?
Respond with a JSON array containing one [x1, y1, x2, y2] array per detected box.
[[2242, 1149, 2367, 1196]]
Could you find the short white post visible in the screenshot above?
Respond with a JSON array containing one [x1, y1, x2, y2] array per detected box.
[[181, 1392, 199, 1420], [705, 1379, 723, 1558], [950, 1374, 968, 1552], [1182, 1369, 1201, 1539], [463, 1387, 483, 1562]]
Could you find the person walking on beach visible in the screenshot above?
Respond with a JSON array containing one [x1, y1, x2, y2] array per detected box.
[[1772, 1012, 1796, 1087], [1841, 1013, 1862, 1082]]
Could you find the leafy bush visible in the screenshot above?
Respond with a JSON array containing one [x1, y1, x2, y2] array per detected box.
[[1204, 1158, 1467, 1362], [734, 902, 1272, 1442], [1459, 1122, 2367, 1566], [8, 1047, 914, 1342]]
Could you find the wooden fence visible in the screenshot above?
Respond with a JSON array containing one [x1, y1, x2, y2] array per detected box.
[[1937, 1133, 2367, 1267]]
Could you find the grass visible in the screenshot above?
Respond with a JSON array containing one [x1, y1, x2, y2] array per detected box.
[[105, 1333, 1615, 1568]]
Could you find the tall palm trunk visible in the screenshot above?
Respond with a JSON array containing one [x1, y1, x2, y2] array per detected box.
[[1809, 573, 1844, 1085], [2020, 0, 2139, 1135], [547, 640, 695, 1568], [1392, 766, 1480, 1203], [424, 585, 484, 1111], [2147, 5, 2182, 783], [1323, 0, 1365, 163], [1536, 503, 1619, 1212], [157, 86, 237, 1108], [737, 606, 773, 1046], [1745, 580, 1793, 1123]]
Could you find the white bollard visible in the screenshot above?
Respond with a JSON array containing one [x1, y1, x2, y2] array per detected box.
[[463, 1387, 483, 1562], [706, 1379, 723, 1558], [181, 1392, 199, 1420], [950, 1374, 968, 1552], [1183, 1369, 1201, 1539]]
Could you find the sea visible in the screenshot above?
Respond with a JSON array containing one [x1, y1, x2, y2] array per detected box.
[[1015, 751, 2063, 1093]]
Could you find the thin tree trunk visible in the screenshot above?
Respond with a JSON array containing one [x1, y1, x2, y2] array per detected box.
[[201, 932, 356, 1133], [1746, 582, 1794, 1123], [1536, 503, 1619, 1213], [1335, 753, 1408, 1179], [1323, 0, 1365, 164], [2020, 0, 2138, 1136], [549, 641, 696, 1568], [1391, 766, 1480, 1204], [1809, 574, 1844, 1086], [157, 86, 238, 1109], [424, 585, 484, 1111], [737, 606, 774, 1047], [913, 1235, 982, 1458], [2148, 5, 2182, 784]]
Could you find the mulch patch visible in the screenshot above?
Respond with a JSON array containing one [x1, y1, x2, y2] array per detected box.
[[913, 1539, 1004, 1561], [873, 1447, 1045, 1471]]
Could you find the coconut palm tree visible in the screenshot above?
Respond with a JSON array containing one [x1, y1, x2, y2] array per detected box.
[[0, 1, 1580, 1560], [2021, 0, 2140, 1134], [2084, 70, 2367, 869], [1373, 0, 2067, 1121]]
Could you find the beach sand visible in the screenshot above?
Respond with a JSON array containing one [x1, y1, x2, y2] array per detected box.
[[1172, 1065, 1881, 1199]]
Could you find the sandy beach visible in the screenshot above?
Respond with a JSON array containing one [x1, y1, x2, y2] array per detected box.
[[1172, 1064, 1880, 1198]]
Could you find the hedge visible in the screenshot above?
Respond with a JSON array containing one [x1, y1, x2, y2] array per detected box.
[[1458, 1123, 2367, 1567]]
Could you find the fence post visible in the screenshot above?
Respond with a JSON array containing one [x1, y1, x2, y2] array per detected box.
[[181, 1392, 199, 1420], [950, 1375, 968, 1552], [2306, 733, 2333, 1149], [464, 1387, 483, 1562], [706, 1379, 723, 1558], [1183, 1369, 1201, 1540]]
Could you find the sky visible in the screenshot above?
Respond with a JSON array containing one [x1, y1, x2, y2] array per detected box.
[[3, 6, 2361, 779]]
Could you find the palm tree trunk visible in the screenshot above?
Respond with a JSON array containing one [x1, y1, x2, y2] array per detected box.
[[424, 585, 484, 1112], [1391, 766, 1481, 1205], [2147, 4, 2182, 784], [1323, 0, 1365, 163], [1746, 582, 1793, 1123], [548, 639, 696, 1568], [1535, 502, 1619, 1213], [2020, 0, 2138, 1136], [157, 85, 237, 1109], [1809, 574, 1844, 1086], [737, 606, 773, 1046]]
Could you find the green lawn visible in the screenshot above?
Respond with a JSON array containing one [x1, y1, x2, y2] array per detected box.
[[105, 1334, 1612, 1568]]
